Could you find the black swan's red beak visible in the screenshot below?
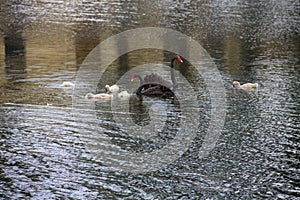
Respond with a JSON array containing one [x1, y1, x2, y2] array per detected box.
[[177, 56, 183, 63], [131, 74, 135, 81]]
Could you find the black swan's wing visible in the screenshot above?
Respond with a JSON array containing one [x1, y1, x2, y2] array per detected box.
[[143, 73, 173, 88], [136, 82, 174, 98]]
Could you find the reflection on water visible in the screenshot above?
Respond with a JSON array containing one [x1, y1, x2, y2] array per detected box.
[[4, 33, 26, 76], [0, 0, 299, 199]]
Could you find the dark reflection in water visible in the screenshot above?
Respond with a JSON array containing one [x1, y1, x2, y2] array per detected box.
[[4, 34, 26, 77], [0, 0, 299, 199], [0, 0, 27, 79]]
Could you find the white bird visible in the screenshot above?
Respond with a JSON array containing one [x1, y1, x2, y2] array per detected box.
[[233, 81, 258, 90], [61, 81, 75, 87], [105, 84, 119, 93], [117, 91, 130, 100], [85, 93, 112, 100]]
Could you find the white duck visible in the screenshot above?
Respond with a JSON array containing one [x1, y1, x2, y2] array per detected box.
[[233, 81, 258, 90], [105, 84, 119, 93], [85, 93, 112, 100], [61, 81, 75, 87]]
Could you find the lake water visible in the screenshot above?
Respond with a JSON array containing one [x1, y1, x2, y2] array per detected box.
[[0, 0, 299, 199]]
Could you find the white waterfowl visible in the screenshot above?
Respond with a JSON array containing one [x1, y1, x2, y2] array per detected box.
[[233, 81, 258, 90], [85, 93, 112, 100], [118, 91, 130, 100], [105, 84, 119, 93], [61, 81, 75, 87]]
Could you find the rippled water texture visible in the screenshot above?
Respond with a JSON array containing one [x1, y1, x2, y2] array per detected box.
[[0, 0, 299, 199]]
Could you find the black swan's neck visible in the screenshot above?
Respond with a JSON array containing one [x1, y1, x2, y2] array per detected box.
[[170, 58, 177, 87]]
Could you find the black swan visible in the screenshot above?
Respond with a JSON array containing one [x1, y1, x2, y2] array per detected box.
[[132, 56, 183, 98]]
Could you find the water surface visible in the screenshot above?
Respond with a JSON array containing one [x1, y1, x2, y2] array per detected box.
[[0, 0, 299, 199]]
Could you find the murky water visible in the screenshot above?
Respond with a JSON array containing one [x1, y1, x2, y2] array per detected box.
[[0, 0, 299, 199]]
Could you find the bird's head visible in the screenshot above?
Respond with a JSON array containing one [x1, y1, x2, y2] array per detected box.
[[232, 81, 240, 88]]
